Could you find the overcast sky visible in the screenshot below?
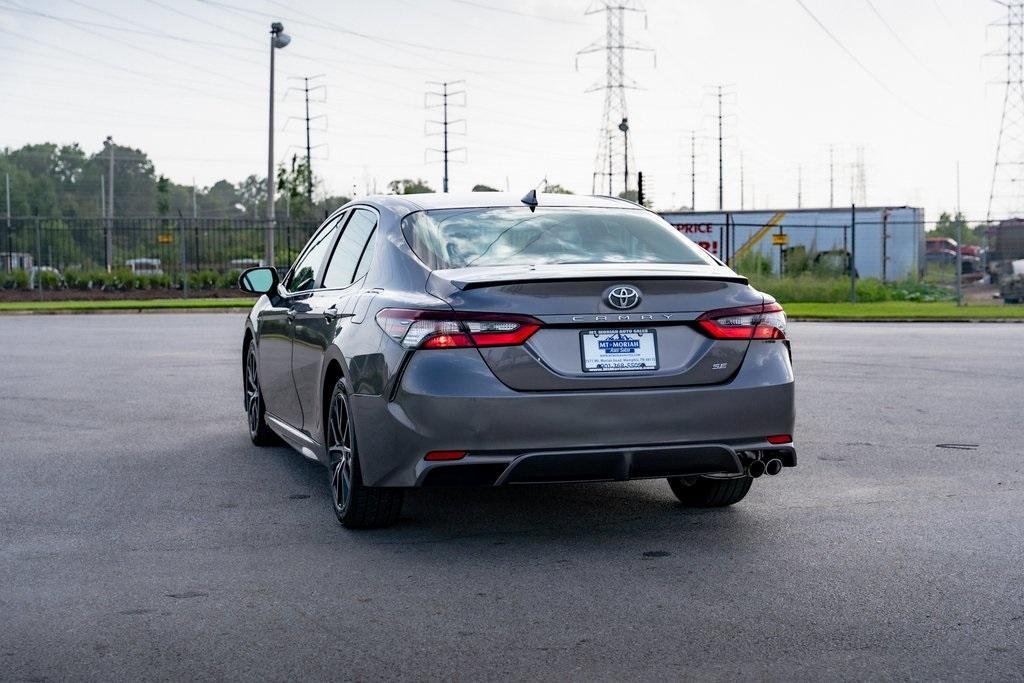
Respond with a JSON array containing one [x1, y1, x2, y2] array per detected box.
[[0, 0, 1006, 222]]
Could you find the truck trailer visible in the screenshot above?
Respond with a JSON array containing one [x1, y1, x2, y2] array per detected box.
[[658, 206, 924, 282]]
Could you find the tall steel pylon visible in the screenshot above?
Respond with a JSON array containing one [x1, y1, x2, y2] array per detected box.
[[989, 0, 1024, 220], [577, 1, 652, 197]]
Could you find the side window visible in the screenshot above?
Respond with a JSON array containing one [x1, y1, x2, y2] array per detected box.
[[352, 230, 377, 283], [322, 209, 377, 289], [286, 213, 345, 292]]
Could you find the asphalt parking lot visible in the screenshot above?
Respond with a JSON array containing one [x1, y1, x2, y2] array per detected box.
[[1, 314, 1022, 680]]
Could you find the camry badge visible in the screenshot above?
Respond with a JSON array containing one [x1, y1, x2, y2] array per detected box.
[[605, 285, 641, 310]]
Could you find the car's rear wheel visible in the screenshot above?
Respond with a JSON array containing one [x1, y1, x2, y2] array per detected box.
[[326, 379, 403, 529], [244, 342, 278, 446], [667, 475, 752, 507]]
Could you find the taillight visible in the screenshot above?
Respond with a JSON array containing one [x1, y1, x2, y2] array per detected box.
[[375, 308, 541, 350], [696, 302, 787, 340]]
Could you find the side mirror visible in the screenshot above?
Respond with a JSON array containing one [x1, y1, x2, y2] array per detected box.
[[238, 266, 279, 295]]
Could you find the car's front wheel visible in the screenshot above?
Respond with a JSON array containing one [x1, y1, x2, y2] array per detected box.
[[326, 379, 403, 529], [667, 475, 752, 507]]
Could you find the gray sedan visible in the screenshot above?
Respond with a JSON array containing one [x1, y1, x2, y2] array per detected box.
[[239, 192, 795, 528]]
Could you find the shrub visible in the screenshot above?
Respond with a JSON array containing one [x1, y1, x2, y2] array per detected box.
[[747, 274, 955, 304], [2, 269, 29, 290]]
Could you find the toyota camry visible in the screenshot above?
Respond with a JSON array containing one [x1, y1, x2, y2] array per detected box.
[[238, 192, 795, 528]]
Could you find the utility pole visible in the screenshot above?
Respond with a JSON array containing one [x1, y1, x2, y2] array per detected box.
[[956, 161, 963, 306], [304, 77, 313, 202], [608, 133, 613, 195], [740, 151, 745, 211], [266, 22, 291, 268], [577, 1, 653, 199], [690, 131, 696, 209], [619, 118, 630, 196], [717, 85, 724, 211], [426, 81, 465, 193], [105, 136, 114, 272], [100, 175, 105, 223], [287, 74, 326, 205], [192, 179, 198, 219], [797, 164, 803, 209], [4, 173, 9, 272], [443, 83, 449, 192], [829, 146, 835, 208]]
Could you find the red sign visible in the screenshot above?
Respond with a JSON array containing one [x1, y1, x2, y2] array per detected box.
[[672, 223, 719, 256]]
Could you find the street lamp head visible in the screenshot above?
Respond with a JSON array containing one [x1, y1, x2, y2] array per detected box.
[[270, 22, 290, 48]]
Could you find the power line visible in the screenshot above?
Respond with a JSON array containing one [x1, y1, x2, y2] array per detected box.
[[445, 0, 585, 25], [793, 0, 930, 119], [862, 0, 942, 79]]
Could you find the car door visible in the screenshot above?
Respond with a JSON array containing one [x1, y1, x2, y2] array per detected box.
[[291, 207, 379, 437], [258, 213, 344, 429]]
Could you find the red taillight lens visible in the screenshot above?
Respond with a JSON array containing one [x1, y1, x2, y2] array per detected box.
[[696, 302, 787, 340], [375, 308, 541, 350], [424, 450, 467, 461], [767, 434, 792, 444]]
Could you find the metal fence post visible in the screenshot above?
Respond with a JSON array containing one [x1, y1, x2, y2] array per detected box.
[[34, 217, 42, 300], [178, 214, 189, 299], [850, 205, 857, 303], [955, 218, 963, 307]]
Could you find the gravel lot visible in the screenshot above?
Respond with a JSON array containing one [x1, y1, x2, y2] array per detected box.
[[1, 315, 1021, 681]]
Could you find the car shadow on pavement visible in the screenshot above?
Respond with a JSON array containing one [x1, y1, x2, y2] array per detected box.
[[254, 442, 766, 553]]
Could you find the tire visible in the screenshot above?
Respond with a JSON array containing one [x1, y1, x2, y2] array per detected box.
[[244, 341, 279, 446], [667, 475, 753, 507], [326, 379, 403, 529]]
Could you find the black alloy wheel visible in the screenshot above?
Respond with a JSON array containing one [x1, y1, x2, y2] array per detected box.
[[326, 379, 403, 529], [245, 342, 278, 446]]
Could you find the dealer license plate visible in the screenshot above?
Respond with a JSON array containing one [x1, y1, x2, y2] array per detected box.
[[580, 328, 659, 373]]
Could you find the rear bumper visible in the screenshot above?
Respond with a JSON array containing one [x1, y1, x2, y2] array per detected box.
[[351, 341, 795, 487], [416, 441, 796, 487]]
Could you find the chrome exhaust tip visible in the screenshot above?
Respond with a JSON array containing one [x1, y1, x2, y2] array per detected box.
[[748, 459, 766, 478], [765, 458, 783, 476]]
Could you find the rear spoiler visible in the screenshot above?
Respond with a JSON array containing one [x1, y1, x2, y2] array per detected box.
[[428, 264, 748, 292]]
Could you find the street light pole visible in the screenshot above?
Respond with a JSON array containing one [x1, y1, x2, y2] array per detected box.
[[618, 118, 629, 198], [266, 22, 290, 268]]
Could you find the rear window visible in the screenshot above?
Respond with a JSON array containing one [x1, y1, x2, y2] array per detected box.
[[402, 207, 714, 270]]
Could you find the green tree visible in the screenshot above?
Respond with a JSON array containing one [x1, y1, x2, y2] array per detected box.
[[156, 175, 171, 216], [618, 189, 651, 208], [472, 184, 499, 192], [388, 178, 434, 194], [542, 183, 573, 194], [930, 211, 983, 246]]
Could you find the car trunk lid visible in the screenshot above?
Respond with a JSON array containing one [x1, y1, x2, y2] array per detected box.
[[426, 264, 764, 391]]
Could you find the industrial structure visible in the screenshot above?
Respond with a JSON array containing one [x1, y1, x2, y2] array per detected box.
[[577, 1, 652, 198], [660, 206, 925, 282]]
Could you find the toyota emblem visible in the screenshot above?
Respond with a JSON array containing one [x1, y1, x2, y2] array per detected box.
[[605, 285, 641, 310]]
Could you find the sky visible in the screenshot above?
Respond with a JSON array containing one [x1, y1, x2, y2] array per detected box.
[[0, 0, 1007, 223]]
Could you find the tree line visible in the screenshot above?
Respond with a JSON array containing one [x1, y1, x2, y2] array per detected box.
[[0, 142, 584, 222]]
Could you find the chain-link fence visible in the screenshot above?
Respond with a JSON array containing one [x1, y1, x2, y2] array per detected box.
[[0, 217, 321, 296], [0, 217, 319, 275]]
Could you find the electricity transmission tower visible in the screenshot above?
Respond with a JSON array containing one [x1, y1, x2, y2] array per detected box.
[[577, 1, 653, 197], [989, 0, 1024, 220], [425, 81, 466, 193]]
